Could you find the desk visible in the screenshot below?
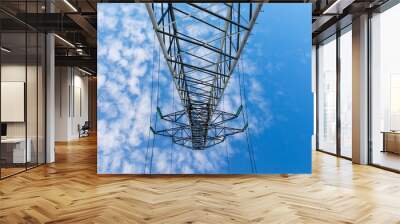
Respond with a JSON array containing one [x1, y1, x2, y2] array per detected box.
[[1, 138, 31, 163], [382, 131, 400, 154]]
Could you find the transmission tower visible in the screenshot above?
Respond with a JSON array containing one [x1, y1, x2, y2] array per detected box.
[[146, 3, 263, 150]]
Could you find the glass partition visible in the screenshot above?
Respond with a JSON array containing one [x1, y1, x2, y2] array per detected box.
[[317, 35, 337, 154], [339, 26, 352, 158], [370, 3, 400, 171], [1, 30, 28, 177], [0, 1, 46, 179]]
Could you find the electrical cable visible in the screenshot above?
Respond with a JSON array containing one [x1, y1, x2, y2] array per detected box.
[[149, 40, 162, 174], [239, 59, 257, 173], [223, 94, 230, 173], [237, 57, 255, 173], [144, 30, 157, 174], [170, 70, 175, 174]]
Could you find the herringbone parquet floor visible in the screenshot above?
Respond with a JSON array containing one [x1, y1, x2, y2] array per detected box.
[[1, 135, 400, 224]]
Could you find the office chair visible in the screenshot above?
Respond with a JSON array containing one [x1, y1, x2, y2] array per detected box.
[[79, 121, 90, 138]]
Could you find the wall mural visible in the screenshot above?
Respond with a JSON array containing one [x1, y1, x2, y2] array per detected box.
[[97, 3, 312, 174]]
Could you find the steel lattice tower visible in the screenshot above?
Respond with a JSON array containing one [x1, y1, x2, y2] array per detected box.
[[146, 3, 263, 150]]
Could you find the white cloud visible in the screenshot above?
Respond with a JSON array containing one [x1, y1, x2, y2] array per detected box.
[[97, 3, 269, 174]]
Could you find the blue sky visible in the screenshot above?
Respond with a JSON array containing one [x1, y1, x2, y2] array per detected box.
[[97, 3, 312, 174]]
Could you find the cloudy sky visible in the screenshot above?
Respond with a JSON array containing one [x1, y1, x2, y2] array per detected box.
[[97, 3, 312, 174]]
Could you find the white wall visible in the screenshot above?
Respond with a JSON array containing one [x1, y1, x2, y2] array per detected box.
[[71, 72, 89, 138], [55, 66, 69, 141], [55, 67, 89, 141], [1, 65, 41, 137], [1, 66, 26, 135]]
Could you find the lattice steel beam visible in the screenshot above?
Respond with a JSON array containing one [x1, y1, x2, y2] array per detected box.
[[146, 3, 262, 150]]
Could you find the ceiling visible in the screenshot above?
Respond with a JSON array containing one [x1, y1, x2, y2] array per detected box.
[[0, 0, 392, 74]]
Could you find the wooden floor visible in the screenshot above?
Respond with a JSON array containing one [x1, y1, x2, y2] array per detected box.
[[373, 150, 400, 171], [1, 135, 400, 224], [0, 167, 26, 178]]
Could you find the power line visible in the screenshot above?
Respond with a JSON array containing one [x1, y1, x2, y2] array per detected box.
[[149, 42, 162, 174], [222, 94, 230, 173], [144, 31, 157, 174], [238, 58, 256, 173], [239, 58, 257, 173], [170, 75, 175, 174]]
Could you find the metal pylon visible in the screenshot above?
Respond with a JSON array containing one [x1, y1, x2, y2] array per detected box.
[[146, 3, 262, 150]]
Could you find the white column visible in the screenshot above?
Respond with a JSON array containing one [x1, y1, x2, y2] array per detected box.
[[352, 14, 369, 164], [45, 0, 55, 163], [46, 32, 55, 163]]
